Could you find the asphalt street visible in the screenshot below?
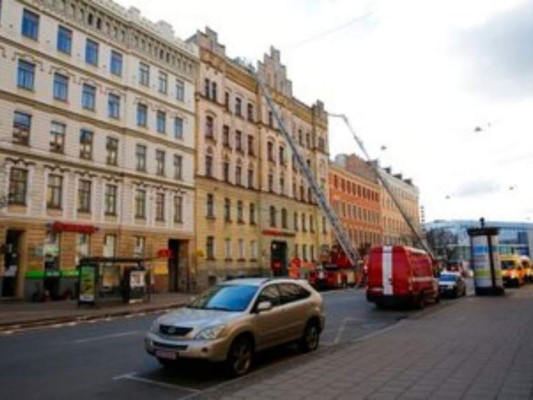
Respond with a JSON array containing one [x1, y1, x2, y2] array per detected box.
[[0, 288, 459, 400]]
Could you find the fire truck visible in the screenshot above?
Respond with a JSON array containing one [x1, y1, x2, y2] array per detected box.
[[308, 244, 358, 290]]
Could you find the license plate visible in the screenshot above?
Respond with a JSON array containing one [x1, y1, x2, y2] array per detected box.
[[155, 350, 177, 360]]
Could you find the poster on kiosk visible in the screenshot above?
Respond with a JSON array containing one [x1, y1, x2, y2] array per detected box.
[[468, 221, 504, 296]]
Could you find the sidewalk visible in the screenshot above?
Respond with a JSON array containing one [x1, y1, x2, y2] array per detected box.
[[0, 292, 190, 331], [209, 286, 533, 400]]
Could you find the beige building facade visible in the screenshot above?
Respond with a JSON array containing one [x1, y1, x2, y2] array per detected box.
[[188, 29, 330, 289], [0, 0, 199, 299], [380, 167, 421, 246]]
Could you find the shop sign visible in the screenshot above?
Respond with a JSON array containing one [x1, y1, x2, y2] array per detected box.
[[48, 222, 98, 234], [129, 270, 146, 289], [156, 248, 171, 258], [261, 230, 296, 238], [78, 263, 98, 304]]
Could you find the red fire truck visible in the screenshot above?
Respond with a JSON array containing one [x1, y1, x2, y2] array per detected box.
[[309, 244, 359, 290]]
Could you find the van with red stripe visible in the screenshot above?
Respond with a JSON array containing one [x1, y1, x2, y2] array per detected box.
[[366, 246, 439, 308]]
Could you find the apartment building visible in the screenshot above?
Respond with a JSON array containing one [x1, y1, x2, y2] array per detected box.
[[329, 154, 382, 253], [0, 0, 199, 299], [188, 28, 330, 288]]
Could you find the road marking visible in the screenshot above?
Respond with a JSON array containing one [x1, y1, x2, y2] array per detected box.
[[334, 317, 360, 345], [73, 330, 141, 344], [115, 373, 200, 393]]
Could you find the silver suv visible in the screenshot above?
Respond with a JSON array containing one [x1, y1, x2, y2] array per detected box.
[[145, 278, 325, 376]]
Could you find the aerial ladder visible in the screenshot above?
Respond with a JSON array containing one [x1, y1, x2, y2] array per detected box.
[[328, 113, 435, 258], [255, 74, 359, 267]]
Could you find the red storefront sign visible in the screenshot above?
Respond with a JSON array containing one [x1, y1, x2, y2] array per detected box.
[[261, 230, 296, 238], [48, 222, 98, 234], [156, 248, 171, 258]]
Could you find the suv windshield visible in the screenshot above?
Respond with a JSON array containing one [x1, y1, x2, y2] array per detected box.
[[187, 284, 258, 312]]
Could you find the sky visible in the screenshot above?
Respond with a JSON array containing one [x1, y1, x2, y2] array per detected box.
[[120, 0, 533, 223]]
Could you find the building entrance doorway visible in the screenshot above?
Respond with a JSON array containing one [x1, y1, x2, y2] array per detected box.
[[168, 239, 181, 292], [2, 230, 22, 297], [271, 241, 288, 277]]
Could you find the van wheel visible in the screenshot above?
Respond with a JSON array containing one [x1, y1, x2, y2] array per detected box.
[[225, 336, 254, 377], [299, 320, 320, 353]]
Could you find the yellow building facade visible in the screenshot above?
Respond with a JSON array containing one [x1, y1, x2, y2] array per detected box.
[[189, 29, 330, 289]]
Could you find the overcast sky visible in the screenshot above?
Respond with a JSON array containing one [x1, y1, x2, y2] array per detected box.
[[120, 0, 533, 223]]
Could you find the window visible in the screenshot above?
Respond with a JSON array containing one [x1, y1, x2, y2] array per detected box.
[[205, 115, 214, 138], [53, 73, 69, 101], [155, 193, 165, 221], [281, 208, 288, 229], [279, 283, 310, 304], [158, 72, 167, 94], [211, 82, 217, 102], [206, 193, 214, 217], [247, 169, 254, 188], [50, 122, 65, 153], [279, 146, 285, 165], [238, 239, 245, 259], [175, 80, 185, 101], [79, 129, 93, 159], [223, 125, 230, 147], [235, 165, 242, 186], [104, 184, 117, 215], [8, 168, 28, 205], [155, 150, 165, 176], [248, 135, 254, 155], [173, 155, 182, 180], [206, 236, 215, 259], [110, 51, 122, 76], [303, 245, 308, 261], [235, 97, 242, 117], [247, 103, 254, 122], [301, 213, 307, 231], [268, 173, 274, 192], [139, 63, 149, 86], [205, 155, 213, 177], [224, 198, 231, 222], [310, 215, 315, 232], [322, 217, 327, 234], [76, 234, 90, 265], [235, 131, 242, 151], [280, 176, 285, 195], [137, 103, 147, 127], [156, 111, 166, 134], [17, 60, 35, 90], [103, 234, 117, 258], [13, 112, 31, 145], [106, 137, 118, 165], [294, 212, 299, 231], [57, 26, 72, 54], [237, 201, 243, 223], [108, 93, 120, 119], [78, 180, 91, 212], [174, 195, 183, 223], [269, 206, 276, 227], [22, 9, 39, 40], [47, 174, 63, 209], [136, 144, 146, 172], [223, 239, 232, 259], [135, 189, 146, 219], [225, 91, 230, 111], [82, 84, 96, 110], [134, 236, 145, 257], [204, 78, 210, 98], [223, 161, 229, 182], [249, 203, 256, 224], [250, 240, 257, 259], [85, 39, 99, 65], [174, 117, 184, 139], [267, 142, 274, 162]]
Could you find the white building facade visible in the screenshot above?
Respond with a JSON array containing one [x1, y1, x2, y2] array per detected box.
[[0, 0, 199, 299]]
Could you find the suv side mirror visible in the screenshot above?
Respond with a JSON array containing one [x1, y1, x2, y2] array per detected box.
[[256, 301, 273, 313]]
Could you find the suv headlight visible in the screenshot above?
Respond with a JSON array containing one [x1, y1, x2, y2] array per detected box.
[[150, 321, 160, 333], [195, 324, 226, 340]]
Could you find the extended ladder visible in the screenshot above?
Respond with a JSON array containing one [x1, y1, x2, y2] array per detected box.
[[256, 75, 359, 266], [329, 113, 434, 258]]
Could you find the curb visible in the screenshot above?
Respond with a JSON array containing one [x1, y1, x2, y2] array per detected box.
[[0, 301, 187, 333]]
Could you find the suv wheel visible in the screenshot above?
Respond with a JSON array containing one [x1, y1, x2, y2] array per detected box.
[[299, 320, 320, 353], [226, 336, 253, 377]]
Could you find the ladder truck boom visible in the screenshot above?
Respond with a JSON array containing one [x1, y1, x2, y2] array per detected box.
[[256, 75, 359, 267], [329, 113, 435, 259]]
